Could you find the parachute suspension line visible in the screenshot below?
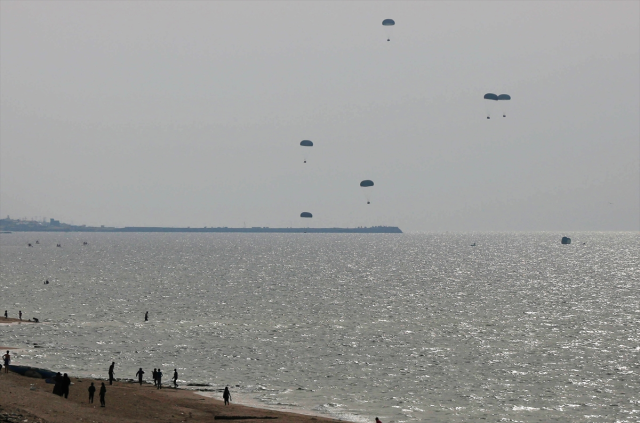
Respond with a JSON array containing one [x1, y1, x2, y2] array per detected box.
[[382, 19, 395, 42]]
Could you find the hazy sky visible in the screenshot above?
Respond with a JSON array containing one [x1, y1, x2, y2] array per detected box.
[[1, 1, 638, 231]]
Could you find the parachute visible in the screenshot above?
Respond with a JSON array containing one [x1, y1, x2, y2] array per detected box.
[[484, 93, 511, 118], [300, 212, 313, 218], [300, 140, 313, 163], [382, 19, 395, 41], [360, 180, 374, 204]]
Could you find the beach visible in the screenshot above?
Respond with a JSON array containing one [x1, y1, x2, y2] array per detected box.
[[0, 317, 38, 325], [0, 370, 341, 423]]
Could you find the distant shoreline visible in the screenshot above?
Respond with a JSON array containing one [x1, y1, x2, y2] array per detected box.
[[0, 225, 402, 234]]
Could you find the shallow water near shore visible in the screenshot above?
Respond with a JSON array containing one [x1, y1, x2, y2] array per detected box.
[[1, 232, 638, 422]]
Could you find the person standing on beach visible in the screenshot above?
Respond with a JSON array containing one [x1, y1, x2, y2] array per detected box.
[[172, 369, 178, 388], [99, 382, 106, 407], [18, 311, 22, 320], [2, 351, 10, 372], [52, 372, 63, 395], [145, 311, 148, 321], [88, 382, 96, 403], [136, 368, 145, 385], [152, 368, 157, 386], [223, 386, 231, 405], [62, 373, 71, 398], [3, 310, 7, 319], [108, 362, 115, 385], [156, 369, 162, 389]]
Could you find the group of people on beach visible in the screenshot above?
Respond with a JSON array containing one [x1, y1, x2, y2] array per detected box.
[[110, 361, 179, 389], [87, 382, 107, 406], [4, 309, 39, 322], [52, 372, 72, 398]]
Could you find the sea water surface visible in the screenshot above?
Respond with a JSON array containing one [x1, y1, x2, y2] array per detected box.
[[0, 232, 638, 422]]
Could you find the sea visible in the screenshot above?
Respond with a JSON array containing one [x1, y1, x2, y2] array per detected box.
[[0, 232, 638, 422]]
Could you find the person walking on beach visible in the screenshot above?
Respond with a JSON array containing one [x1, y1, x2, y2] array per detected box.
[[2, 351, 10, 372], [172, 369, 178, 388], [88, 382, 96, 403], [3, 310, 7, 319], [145, 311, 148, 321], [223, 386, 231, 405], [18, 311, 22, 320], [136, 367, 145, 385], [156, 369, 163, 389], [62, 373, 71, 398], [108, 362, 115, 385], [99, 382, 106, 407], [152, 368, 157, 386]]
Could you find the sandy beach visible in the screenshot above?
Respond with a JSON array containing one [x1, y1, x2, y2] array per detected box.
[[0, 370, 342, 423], [0, 317, 39, 326]]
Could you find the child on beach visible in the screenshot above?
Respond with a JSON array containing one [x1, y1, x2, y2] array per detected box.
[[223, 386, 231, 405], [99, 382, 106, 407], [2, 351, 10, 372], [88, 382, 95, 403], [136, 368, 145, 385]]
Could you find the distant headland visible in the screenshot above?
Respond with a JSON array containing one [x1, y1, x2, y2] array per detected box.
[[0, 217, 402, 234]]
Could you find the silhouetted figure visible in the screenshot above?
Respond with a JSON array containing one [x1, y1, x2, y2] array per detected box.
[[152, 368, 157, 386], [28, 243, 32, 247], [2, 351, 10, 372], [375, 418, 383, 423], [145, 311, 148, 322], [32, 317, 39, 323], [44, 280, 49, 285], [223, 386, 231, 405], [108, 362, 115, 385], [3, 310, 7, 319], [136, 368, 145, 385], [56, 244, 61, 247], [173, 369, 178, 388], [53, 372, 63, 395], [88, 382, 96, 403], [62, 373, 71, 398], [19, 311, 22, 320], [99, 382, 106, 407], [156, 369, 162, 389]]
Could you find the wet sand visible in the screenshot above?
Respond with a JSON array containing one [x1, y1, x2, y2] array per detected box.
[[0, 317, 39, 325], [0, 371, 342, 423]]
